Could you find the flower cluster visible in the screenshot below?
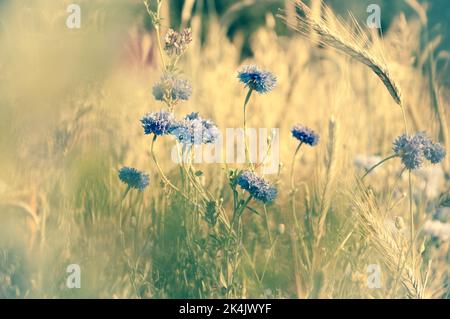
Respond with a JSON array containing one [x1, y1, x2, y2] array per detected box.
[[118, 167, 149, 190], [152, 73, 192, 103], [164, 28, 192, 56], [424, 142, 446, 164], [238, 65, 277, 94], [171, 112, 220, 145], [291, 125, 319, 146], [393, 132, 446, 170], [140, 109, 175, 136], [237, 171, 278, 203]]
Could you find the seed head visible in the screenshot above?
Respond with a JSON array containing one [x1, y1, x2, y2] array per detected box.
[[164, 28, 192, 56]]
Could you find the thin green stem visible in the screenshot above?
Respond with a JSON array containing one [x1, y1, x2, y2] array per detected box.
[[260, 236, 279, 282], [361, 154, 398, 180], [121, 186, 131, 201], [290, 142, 303, 190], [150, 135, 191, 203], [144, 0, 166, 70], [290, 142, 303, 232], [288, 142, 305, 297], [232, 195, 253, 230], [409, 170, 415, 264], [243, 89, 254, 171], [263, 205, 272, 245]]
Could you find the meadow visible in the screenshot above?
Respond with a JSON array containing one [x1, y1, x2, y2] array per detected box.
[[0, 0, 449, 299]]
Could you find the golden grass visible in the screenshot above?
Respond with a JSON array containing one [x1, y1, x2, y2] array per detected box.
[[0, 0, 448, 298]]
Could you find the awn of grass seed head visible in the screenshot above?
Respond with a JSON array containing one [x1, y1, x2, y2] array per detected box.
[[237, 65, 277, 94], [237, 171, 278, 203], [118, 167, 150, 190]]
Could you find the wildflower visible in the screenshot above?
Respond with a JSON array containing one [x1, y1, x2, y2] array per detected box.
[[118, 167, 149, 190], [393, 132, 446, 170], [171, 112, 220, 145], [164, 28, 192, 56], [393, 133, 426, 170], [423, 220, 450, 242], [291, 125, 319, 146], [140, 109, 175, 136], [236, 171, 278, 203], [152, 73, 192, 103], [237, 65, 276, 94], [424, 142, 446, 164]]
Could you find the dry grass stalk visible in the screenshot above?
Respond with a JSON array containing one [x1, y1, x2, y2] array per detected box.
[[316, 118, 339, 244], [351, 180, 424, 298]]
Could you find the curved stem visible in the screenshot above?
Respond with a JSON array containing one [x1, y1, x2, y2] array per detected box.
[[290, 142, 303, 190], [150, 135, 189, 202], [243, 89, 254, 171], [263, 205, 272, 245], [289, 143, 303, 294], [290, 142, 303, 231], [361, 154, 398, 180], [409, 171, 415, 264], [121, 186, 131, 201]]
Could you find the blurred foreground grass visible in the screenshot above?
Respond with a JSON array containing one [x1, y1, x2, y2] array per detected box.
[[0, 0, 449, 298]]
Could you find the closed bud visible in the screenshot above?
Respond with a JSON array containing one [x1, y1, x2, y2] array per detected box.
[[277, 223, 286, 235], [395, 216, 404, 230]]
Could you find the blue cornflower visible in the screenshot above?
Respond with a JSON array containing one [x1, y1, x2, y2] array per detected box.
[[118, 167, 149, 190], [393, 132, 446, 169], [152, 73, 192, 102], [171, 112, 220, 145], [393, 133, 427, 170], [237, 65, 277, 94], [140, 110, 175, 136], [237, 171, 278, 204], [291, 125, 319, 146], [424, 142, 446, 164]]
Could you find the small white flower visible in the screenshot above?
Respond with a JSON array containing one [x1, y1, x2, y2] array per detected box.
[[423, 220, 450, 242], [354, 154, 382, 171], [412, 166, 445, 199]]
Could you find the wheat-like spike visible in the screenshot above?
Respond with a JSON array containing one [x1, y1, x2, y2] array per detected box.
[[351, 181, 424, 298], [278, 0, 403, 106]]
